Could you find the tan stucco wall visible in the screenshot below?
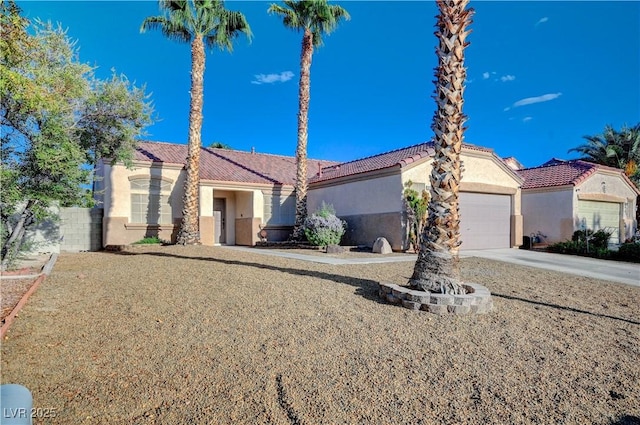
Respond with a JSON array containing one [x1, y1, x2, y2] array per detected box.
[[521, 188, 574, 244], [101, 163, 185, 247], [103, 163, 185, 220], [308, 173, 403, 216], [235, 191, 253, 219]]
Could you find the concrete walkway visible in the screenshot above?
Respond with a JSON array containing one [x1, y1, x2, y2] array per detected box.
[[224, 246, 639, 287], [224, 246, 417, 265]]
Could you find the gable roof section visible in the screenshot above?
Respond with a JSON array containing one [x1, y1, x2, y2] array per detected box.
[[133, 141, 337, 186], [518, 159, 640, 194], [310, 141, 497, 183]]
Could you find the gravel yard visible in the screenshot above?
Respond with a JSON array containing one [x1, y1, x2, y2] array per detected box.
[[1, 245, 639, 424]]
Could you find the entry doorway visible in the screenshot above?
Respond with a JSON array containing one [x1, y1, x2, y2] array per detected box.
[[214, 198, 226, 244]]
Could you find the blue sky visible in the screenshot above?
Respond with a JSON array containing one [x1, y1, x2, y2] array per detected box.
[[17, 1, 640, 168]]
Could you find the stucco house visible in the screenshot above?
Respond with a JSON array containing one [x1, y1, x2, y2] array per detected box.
[[307, 142, 524, 251], [517, 159, 639, 245], [96, 141, 334, 247]]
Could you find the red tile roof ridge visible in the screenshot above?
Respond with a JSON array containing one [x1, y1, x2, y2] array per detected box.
[[518, 159, 601, 189], [136, 140, 337, 164]]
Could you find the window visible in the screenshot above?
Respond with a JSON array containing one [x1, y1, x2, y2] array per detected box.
[[130, 178, 172, 225], [263, 191, 295, 225]]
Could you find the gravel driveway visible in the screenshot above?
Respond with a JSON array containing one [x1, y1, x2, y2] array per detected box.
[[1, 245, 639, 424]]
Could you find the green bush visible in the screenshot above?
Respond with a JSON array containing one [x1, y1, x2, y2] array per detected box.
[[303, 202, 346, 247], [133, 236, 166, 245], [571, 229, 611, 250], [613, 242, 640, 262]]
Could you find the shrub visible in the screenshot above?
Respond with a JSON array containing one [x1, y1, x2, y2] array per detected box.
[[303, 203, 346, 247], [613, 242, 640, 262], [133, 236, 166, 245], [571, 229, 611, 250]]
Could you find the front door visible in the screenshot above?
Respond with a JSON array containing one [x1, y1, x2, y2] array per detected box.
[[214, 198, 226, 244]]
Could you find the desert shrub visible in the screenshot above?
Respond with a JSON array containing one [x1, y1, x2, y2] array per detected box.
[[303, 203, 346, 247], [547, 241, 581, 254], [571, 229, 611, 250], [613, 242, 640, 262], [133, 236, 166, 245]]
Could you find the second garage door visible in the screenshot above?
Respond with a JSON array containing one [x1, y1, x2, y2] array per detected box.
[[576, 200, 620, 243], [459, 192, 511, 250]]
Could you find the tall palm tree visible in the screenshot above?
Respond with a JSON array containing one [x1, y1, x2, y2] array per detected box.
[[409, 0, 473, 295], [268, 0, 349, 240], [141, 0, 251, 245], [570, 123, 640, 185]]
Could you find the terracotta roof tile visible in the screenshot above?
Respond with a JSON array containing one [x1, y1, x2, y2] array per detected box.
[[133, 141, 337, 186], [517, 159, 599, 189], [310, 141, 493, 183]]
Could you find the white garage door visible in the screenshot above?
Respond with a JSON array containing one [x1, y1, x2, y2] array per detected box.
[[576, 200, 620, 243], [459, 193, 511, 250]]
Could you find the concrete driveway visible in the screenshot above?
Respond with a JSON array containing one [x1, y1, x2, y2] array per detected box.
[[461, 248, 639, 287]]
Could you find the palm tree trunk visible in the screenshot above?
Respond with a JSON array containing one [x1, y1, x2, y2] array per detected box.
[[409, 0, 472, 295], [291, 28, 313, 241], [176, 36, 205, 245]]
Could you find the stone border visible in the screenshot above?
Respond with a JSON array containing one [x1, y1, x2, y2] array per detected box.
[[1, 253, 58, 339], [378, 282, 493, 315]]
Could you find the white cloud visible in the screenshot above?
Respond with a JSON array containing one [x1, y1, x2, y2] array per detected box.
[[500, 74, 516, 82], [504, 107, 511, 112], [513, 92, 562, 107], [523, 116, 533, 122], [251, 71, 294, 85], [535, 17, 549, 26], [482, 72, 490, 80]]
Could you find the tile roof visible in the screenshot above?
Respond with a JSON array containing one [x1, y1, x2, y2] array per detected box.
[[517, 159, 601, 189], [310, 141, 494, 183], [133, 141, 337, 186]]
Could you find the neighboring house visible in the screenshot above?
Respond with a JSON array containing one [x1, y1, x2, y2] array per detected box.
[[518, 159, 640, 245], [95, 141, 334, 247], [307, 142, 524, 251]]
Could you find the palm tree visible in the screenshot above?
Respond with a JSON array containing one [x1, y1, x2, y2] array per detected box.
[[268, 0, 350, 241], [408, 0, 473, 295], [569, 123, 640, 185], [141, 0, 251, 245]]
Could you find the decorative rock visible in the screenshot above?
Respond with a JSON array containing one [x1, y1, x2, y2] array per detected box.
[[325, 244, 344, 254], [372, 237, 392, 254]]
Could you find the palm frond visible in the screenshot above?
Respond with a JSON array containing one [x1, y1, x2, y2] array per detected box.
[[268, 0, 349, 47]]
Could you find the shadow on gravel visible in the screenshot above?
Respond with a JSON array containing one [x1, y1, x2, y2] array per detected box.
[[492, 292, 640, 326], [610, 415, 640, 425], [106, 251, 386, 304]]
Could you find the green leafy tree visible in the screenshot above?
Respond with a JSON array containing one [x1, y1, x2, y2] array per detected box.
[[409, 0, 473, 295], [76, 71, 155, 195], [141, 0, 251, 245], [268, 0, 350, 241], [1, 1, 154, 266]]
